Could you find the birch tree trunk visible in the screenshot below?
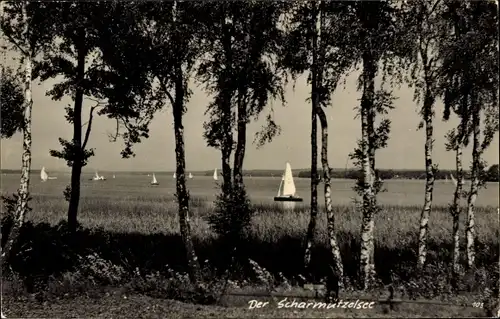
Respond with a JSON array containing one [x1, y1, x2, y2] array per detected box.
[[304, 0, 319, 274], [451, 144, 464, 282], [67, 43, 86, 232], [1, 1, 32, 271], [233, 89, 247, 191], [417, 92, 436, 269], [173, 71, 202, 286], [465, 99, 480, 269], [171, 2, 201, 286], [367, 98, 377, 273], [317, 106, 344, 280], [359, 51, 377, 290]]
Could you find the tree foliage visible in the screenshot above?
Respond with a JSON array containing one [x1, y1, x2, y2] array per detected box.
[[440, 0, 498, 148], [197, 1, 286, 152], [486, 164, 499, 182], [280, 2, 358, 102], [32, 2, 165, 162], [1, 1, 58, 60], [0, 67, 24, 138], [197, 1, 287, 248]]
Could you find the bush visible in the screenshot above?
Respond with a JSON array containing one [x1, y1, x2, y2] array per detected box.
[[207, 185, 254, 253]]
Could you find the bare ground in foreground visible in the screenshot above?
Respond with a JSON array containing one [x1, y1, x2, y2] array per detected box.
[[2, 289, 488, 318]]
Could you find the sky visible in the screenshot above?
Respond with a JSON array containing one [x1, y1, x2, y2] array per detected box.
[[1, 53, 498, 173]]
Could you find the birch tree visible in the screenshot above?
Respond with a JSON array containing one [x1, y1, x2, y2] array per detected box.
[[113, 1, 212, 285], [440, 2, 472, 282], [440, 0, 498, 275], [0, 1, 57, 271], [459, 1, 498, 270], [280, 1, 357, 281], [198, 1, 285, 262], [281, 3, 319, 272], [403, 0, 447, 270], [344, 0, 410, 289]]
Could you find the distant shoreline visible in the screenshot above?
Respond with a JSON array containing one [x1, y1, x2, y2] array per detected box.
[[2, 168, 495, 181]]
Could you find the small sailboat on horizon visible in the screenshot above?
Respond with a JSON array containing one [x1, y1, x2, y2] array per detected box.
[[41, 167, 49, 182], [189, 172, 193, 179], [151, 173, 159, 186], [41, 167, 57, 181], [213, 169, 218, 181], [173, 172, 176, 179], [274, 162, 303, 203], [91, 171, 106, 181], [450, 174, 457, 187]]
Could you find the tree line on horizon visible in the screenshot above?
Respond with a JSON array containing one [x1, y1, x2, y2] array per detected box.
[[1, 0, 498, 297], [2, 166, 499, 182]]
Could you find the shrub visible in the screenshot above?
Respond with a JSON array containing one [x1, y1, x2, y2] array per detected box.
[[207, 185, 254, 263]]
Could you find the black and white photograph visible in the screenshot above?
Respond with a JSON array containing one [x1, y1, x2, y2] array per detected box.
[[1, 0, 499, 317]]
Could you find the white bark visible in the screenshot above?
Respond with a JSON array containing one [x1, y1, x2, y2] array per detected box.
[[417, 93, 435, 269], [317, 107, 344, 282], [359, 50, 377, 290], [466, 103, 480, 269], [1, 1, 32, 271], [451, 145, 464, 280]]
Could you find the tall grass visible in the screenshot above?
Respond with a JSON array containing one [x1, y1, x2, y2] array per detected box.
[[2, 191, 498, 305], [19, 193, 498, 248]]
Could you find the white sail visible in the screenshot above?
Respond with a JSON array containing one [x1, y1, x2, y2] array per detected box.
[[189, 173, 193, 179], [40, 167, 48, 182], [450, 174, 457, 186], [173, 172, 176, 179], [113, 174, 116, 179], [93, 171, 105, 181], [213, 169, 218, 181], [151, 173, 158, 184], [282, 162, 296, 197]]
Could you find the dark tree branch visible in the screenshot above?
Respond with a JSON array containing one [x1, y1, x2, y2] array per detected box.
[[81, 105, 97, 151], [107, 118, 120, 142], [1, 25, 29, 57]]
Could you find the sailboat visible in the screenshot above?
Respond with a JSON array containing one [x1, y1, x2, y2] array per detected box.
[[113, 174, 116, 179], [274, 162, 303, 202], [92, 171, 106, 181], [213, 168, 218, 181], [450, 174, 457, 186], [173, 172, 176, 179], [41, 167, 57, 181], [40, 167, 49, 182], [151, 173, 159, 186], [189, 173, 193, 179]]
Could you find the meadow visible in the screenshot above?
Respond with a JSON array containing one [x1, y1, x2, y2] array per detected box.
[[1, 172, 499, 317], [1, 172, 498, 238]]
